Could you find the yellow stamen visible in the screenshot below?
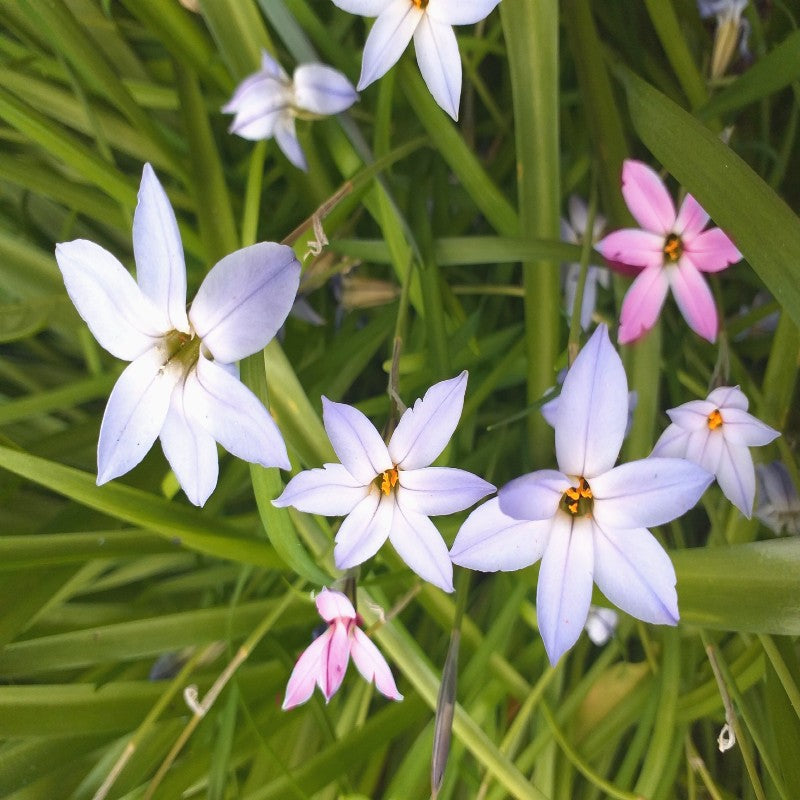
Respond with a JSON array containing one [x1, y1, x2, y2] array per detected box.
[[707, 409, 723, 430], [562, 477, 593, 516], [663, 233, 683, 263], [411, 0, 428, 7], [379, 468, 399, 495]]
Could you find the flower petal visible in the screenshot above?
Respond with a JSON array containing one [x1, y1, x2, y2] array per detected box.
[[274, 115, 309, 171], [159, 381, 219, 507], [350, 627, 403, 700], [497, 470, 571, 521], [322, 397, 392, 484], [683, 227, 741, 272], [707, 385, 748, 411], [685, 427, 724, 474], [719, 408, 779, 447], [674, 193, 710, 238], [316, 588, 356, 622], [413, 15, 461, 120], [388, 371, 467, 470], [449, 498, 550, 571], [224, 76, 290, 141], [555, 325, 628, 477], [55, 240, 167, 361], [666, 399, 716, 431], [293, 64, 358, 115], [282, 629, 329, 710], [357, 0, 421, 90], [273, 464, 369, 515], [592, 522, 679, 625], [427, 0, 502, 25], [651, 423, 690, 458], [132, 164, 189, 333], [334, 492, 392, 569], [618, 265, 669, 345], [97, 347, 183, 484], [186, 354, 290, 469], [397, 466, 495, 516], [716, 440, 756, 516], [595, 229, 665, 269], [536, 514, 594, 665], [389, 504, 454, 591], [591, 457, 713, 529], [621, 159, 676, 235], [189, 242, 301, 363], [331, 0, 393, 15], [319, 620, 351, 700], [669, 261, 718, 342]]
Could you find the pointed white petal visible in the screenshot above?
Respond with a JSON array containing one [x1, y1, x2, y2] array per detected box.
[[666, 399, 716, 431], [397, 466, 494, 515], [159, 381, 219, 507], [350, 628, 403, 700], [592, 522, 679, 625], [273, 464, 369, 515], [591, 457, 713, 529], [540, 394, 559, 428], [536, 514, 594, 665], [133, 164, 189, 332], [294, 64, 358, 115], [718, 408, 780, 447], [707, 385, 748, 411], [186, 355, 290, 469], [389, 503, 454, 591], [274, 115, 309, 171], [189, 242, 300, 364], [498, 470, 571, 521], [428, 0, 502, 25], [55, 240, 167, 360], [322, 397, 392, 484], [651, 424, 690, 458], [316, 588, 356, 622], [449, 498, 550, 571], [357, 0, 421, 90], [413, 16, 461, 120], [282, 629, 329, 710], [685, 427, 724, 474], [225, 77, 290, 141], [97, 347, 183, 484], [331, 0, 393, 15], [388, 372, 467, 470], [319, 620, 351, 700], [716, 440, 756, 516], [334, 492, 392, 569], [555, 325, 628, 478]]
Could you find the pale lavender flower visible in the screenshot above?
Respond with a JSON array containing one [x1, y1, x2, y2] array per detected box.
[[653, 387, 780, 517], [755, 461, 800, 535], [274, 372, 495, 592], [451, 326, 712, 664], [585, 606, 619, 646], [223, 51, 358, 170], [331, 0, 502, 121], [283, 588, 402, 709], [55, 164, 300, 506]]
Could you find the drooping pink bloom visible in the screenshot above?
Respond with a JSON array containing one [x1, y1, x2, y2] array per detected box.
[[596, 160, 741, 344], [283, 588, 402, 709]]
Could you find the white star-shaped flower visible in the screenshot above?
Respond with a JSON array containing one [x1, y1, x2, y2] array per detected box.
[[55, 164, 300, 506], [331, 0, 502, 120], [274, 372, 495, 592], [451, 325, 713, 664]]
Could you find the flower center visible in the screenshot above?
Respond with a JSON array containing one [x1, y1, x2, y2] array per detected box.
[[375, 467, 399, 496], [561, 477, 593, 516], [411, 0, 429, 8], [164, 329, 201, 371], [663, 233, 683, 263], [707, 409, 723, 430]]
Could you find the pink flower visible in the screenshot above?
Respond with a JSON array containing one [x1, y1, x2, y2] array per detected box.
[[282, 589, 403, 709], [596, 160, 741, 344]]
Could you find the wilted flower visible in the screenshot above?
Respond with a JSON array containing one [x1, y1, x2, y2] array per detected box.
[[596, 160, 741, 344], [561, 195, 609, 330], [451, 326, 712, 664], [653, 386, 780, 516], [331, 0, 502, 120], [274, 372, 495, 592], [698, 0, 751, 79], [55, 164, 299, 506], [283, 588, 402, 709], [223, 51, 358, 170], [755, 461, 800, 535]]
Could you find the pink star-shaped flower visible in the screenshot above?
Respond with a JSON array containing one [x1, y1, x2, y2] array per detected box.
[[596, 159, 741, 344]]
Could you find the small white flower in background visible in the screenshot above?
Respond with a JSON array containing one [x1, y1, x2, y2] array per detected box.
[[755, 461, 800, 535], [697, 0, 751, 79], [652, 386, 779, 517], [585, 606, 619, 646], [223, 50, 358, 171], [331, 0, 502, 121], [450, 326, 712, 664], [283, 588, 402, 709], [561, 196, 610, 331], [55, 164, 300, 506], [274, 372, 495, 592]]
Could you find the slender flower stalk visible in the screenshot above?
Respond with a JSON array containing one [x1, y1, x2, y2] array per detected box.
[[450, 326, 712, 664], [55, 164, 300, 506], [274, 372, 495, 592], [283, 589, 402, 709]]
